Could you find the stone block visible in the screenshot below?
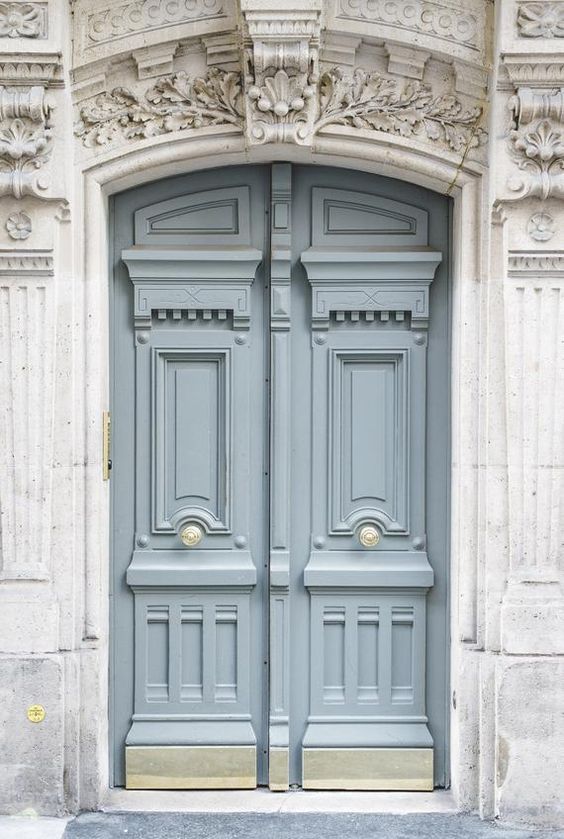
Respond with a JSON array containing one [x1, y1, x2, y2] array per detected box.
[[496, 658, 564, 828], [0, 656, 65, 816]]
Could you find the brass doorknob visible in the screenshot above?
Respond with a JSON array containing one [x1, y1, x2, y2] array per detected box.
[[358, 525, 380, 548], [180, 524, 203, 547]]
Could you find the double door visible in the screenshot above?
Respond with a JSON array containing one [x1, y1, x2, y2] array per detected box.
[[110, 163, 450, 791]]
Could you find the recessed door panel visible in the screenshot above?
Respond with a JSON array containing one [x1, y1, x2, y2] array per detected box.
[[111, 163, 450, 791]]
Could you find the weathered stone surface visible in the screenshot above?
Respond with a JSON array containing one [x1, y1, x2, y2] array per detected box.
[[496, 659, 564, 828], [0, 656, 65, 816], [0, 0, 562, 828]]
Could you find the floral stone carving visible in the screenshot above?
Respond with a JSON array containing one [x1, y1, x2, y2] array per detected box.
[[74, 69, 244, 146], [312, 69, 486, 152], [76, 65, 486, 154], [0, 85, 52, 198], [0, 2, 45, 38], [508, 88, 564, 200], [527, 212, 555, 241], [242, 10, 321, 146], [6, 210, 32, 239], [517, 3, 564, 38]]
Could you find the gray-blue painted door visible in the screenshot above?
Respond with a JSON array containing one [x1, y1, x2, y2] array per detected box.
[[111, 163, 450, 789]]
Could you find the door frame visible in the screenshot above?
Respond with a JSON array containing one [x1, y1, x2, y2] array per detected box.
[[76, 133, 485, 807]]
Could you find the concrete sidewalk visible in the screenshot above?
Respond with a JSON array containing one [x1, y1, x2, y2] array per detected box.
[[62, 812, 564, 839], [2, 812, 564, 839]]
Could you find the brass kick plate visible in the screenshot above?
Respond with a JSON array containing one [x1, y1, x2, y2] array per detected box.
[[302, 747, 434, 791], [126, 745, 257, 790]]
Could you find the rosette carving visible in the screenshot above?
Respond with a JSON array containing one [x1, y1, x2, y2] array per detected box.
[[517, 3, 564, 38]]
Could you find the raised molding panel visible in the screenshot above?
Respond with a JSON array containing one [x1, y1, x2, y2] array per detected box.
[[329, 350, 409, 535], [308, 332, 426, 549], [134, 188, 252, 246], [309, 594, 426, 716], [311, 187, 428, 246], [0, 254, 55, 581], [153, 349, 231, 534]]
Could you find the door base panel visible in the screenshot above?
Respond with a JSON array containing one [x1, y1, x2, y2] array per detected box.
[[302, 748, 433, 791], [268, 747, 289, 791], [125, 746, 257, 790]]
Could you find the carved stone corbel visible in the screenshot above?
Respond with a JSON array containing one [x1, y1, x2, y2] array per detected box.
[[508, 87, 564, 200], [241, 0, 321, 145], [0, 83, 52, 199]]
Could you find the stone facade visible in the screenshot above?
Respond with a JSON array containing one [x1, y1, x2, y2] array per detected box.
[[0, 0, 562, 828]]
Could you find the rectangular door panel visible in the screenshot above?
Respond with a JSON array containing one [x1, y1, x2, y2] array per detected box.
[[290, 165, 450, 790], [111, 166, 270, 788], [111, 163, 451, 792]]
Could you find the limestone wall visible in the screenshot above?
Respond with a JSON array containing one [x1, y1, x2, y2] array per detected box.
[[0, 0, 562, 827]]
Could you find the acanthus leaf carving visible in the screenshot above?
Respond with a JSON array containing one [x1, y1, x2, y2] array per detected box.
[[0, 84, 52, 199], [74, 68, 245, 147], [313, 68, 486, 152], [517, 3, 564, 38], [74, 63, 487, 156], [242, 11, 321, 145], [508, 88, 564, 200]]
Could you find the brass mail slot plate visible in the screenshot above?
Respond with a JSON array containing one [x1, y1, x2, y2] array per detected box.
[[302, 747, 433, 791], [126, 745, 256, 789]]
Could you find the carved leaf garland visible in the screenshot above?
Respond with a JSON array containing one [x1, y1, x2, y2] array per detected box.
[[75, 66, 486, 154], [314, 69, 486, 152], [75, 69, 245, 147]]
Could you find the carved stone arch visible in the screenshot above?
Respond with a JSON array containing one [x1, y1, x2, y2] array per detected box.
[[76, 127, 484, 810]]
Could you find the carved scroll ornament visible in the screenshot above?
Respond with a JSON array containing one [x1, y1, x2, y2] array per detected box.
[[75, 65, 486, 153], [508, 88, 564, 200], [0, 84, 52, 198]]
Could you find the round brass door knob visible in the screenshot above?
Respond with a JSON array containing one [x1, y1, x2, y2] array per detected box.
[[358, 525, 380, 548], [180, 524, 204, 547]]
